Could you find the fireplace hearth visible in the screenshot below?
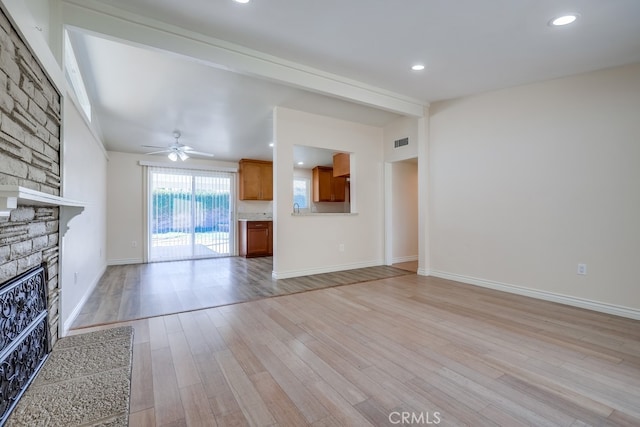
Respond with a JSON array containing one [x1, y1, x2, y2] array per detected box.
[[0, 265, 50, 425]]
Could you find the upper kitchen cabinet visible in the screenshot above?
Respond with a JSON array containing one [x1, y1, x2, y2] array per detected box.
[[239, 159, 273, 200], [332, 152, 350, 177], [313, 166, 346, 202]]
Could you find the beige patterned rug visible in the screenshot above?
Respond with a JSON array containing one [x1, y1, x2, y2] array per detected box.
[[7, 326, 134, 427]]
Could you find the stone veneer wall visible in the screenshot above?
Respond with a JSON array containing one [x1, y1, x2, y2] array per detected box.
[[0, 8, 62, 344]]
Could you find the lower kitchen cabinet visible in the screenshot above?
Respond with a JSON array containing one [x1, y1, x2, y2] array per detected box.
[[238, 220, 273, 257]]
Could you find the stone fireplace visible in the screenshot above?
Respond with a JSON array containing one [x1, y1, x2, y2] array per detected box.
[[0, 264, 50, 425], [0, 7, 63, 346], [0, 7, 88, 421], [0, 5, 89, 422]]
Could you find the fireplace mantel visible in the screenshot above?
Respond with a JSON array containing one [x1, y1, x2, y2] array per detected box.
[[0, 185, 85, 236]]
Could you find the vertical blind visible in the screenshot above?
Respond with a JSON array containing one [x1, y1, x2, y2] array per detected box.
[[148, 166, 234, 262]]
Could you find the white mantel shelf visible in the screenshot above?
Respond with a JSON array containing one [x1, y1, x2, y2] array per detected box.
[[0, 185, 85, 236]]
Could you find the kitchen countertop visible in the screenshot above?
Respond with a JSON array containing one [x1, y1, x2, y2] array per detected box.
[[291, 212, 358, 216], [238, 212, 272, 220]]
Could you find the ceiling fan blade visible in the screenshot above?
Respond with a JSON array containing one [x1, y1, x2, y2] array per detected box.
[[184, 150, 215, 157], [142, 135, 212, 158], [141, 145, 167, 149]]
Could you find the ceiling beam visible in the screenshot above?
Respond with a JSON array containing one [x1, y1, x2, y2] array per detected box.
[[61, 0, 426, 117]]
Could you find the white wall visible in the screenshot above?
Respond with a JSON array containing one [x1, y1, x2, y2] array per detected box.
[[391, 161, 418, 263], [60, 96, 108, 332], [106, 151, 145, 264], [383, 115, 419, 162], [1, 0, 109, 332], [273, 107, 385, 278], [429, 63, 640, 315], [106, 151, 238, 264], [383, 115, 421, 267], [23, 0, 49, 43]]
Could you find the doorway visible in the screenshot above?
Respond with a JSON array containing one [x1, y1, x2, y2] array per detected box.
[[385, 158, 419, 270], [148, 167, 234, 262]]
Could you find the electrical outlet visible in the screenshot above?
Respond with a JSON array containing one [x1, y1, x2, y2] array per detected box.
[[74, 272, 78, 284], [132, 241, 137, 248], [339, 243, 345, 252], [577, 263, 587, 275]]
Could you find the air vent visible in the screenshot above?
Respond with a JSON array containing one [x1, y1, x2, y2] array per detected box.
[[394, 137, 409, 148]]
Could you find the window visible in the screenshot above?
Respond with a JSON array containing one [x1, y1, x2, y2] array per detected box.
[[148, 167, 234, 261], [293, 177, 310, 209], [64, 30, 92, 121]]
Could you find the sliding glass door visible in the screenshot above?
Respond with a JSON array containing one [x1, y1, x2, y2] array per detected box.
[[148, 167, 234, 262]]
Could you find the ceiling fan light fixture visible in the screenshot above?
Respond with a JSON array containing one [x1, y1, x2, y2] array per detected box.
[[144, 130, 213, 160], [550, 14, 579, 26]]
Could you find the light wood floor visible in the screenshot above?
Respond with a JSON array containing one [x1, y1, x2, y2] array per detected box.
[[391, 260, 418, 273], [73, 274, 640, 426], [72, 257, 413, 328]]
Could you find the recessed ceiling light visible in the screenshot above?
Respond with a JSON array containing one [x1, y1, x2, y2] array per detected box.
[[297, 161, 304, 166], [411, 64, 425, 71], [234, 0, 250, 3], [269, 143, 274, 147], [550, 14, 579, 26]]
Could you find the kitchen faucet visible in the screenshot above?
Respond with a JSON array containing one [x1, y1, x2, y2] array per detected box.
[[293, 203, 300, 214]]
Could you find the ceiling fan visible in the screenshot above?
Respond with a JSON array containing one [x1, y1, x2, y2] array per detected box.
[[143, 131, 214, 161]]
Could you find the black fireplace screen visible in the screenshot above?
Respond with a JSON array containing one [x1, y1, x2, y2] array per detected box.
[[0, 265, 50, 425]]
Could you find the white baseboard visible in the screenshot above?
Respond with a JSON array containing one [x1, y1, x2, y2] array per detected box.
[[417, 268, 431, 277], [62, 264, 107, 335], [272, 259, 384, 280], [107, 258, 143, 266], [430, 270, 640, 321], [392, 255, 418, 264]]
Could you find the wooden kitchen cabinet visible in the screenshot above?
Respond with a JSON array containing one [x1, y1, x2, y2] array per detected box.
[[332, 152, 350, 177], [239, 159, 273, 200], [238, 220, 273, 257], [312, 166, 346, 202]]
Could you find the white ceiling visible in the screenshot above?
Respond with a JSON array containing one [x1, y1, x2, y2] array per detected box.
[[63, 0, 640, 162], [69, 31, 397, 162]]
